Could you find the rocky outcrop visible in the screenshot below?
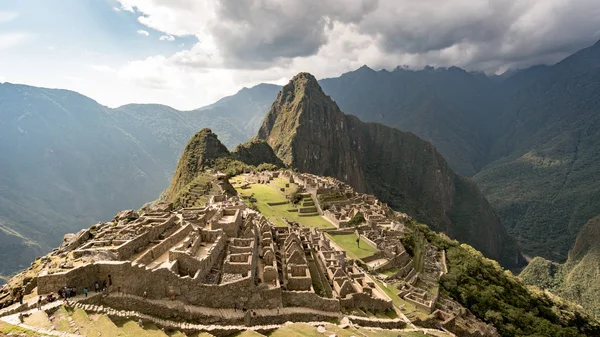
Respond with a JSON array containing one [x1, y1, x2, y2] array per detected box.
[[258, 73, 523, 269], [232, 138, 284, 167]]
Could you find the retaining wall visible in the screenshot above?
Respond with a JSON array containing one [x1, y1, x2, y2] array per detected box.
[[281, 291, 340, 312]]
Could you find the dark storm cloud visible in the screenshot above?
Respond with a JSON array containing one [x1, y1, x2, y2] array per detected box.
[[208, 0, 600, 71], [207, 0, 379, 64], [126, 0, 600, 72]]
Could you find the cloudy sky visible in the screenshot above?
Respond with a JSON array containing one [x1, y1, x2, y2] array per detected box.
[[1, 0, 599, 110]]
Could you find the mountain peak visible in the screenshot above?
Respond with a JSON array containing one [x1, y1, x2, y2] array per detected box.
[[258, 72, 344, 166], [165, 128, 230, 202]]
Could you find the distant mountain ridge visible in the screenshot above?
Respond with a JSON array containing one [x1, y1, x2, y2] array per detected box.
[[257, 72, 523, 269]]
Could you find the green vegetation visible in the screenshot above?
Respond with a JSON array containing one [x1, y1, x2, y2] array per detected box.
[[396, 219, 600, 337], [232, 138, 284, 167], [520, 216, 600, 319], [325, 233, 378, 260], [372, 279, 430, 321], [231, 176, 334, 228], [0, 320, 50, 336], [347, 213, 365, 227]]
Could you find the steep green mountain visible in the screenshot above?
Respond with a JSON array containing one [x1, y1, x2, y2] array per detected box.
[[165, 128, 231, 201], [474, 39, 600, 261], [257, 72, 523, 269], [520, 216, 600, 319], [0, 83, 277, 280], [163, 129, 283, 206]]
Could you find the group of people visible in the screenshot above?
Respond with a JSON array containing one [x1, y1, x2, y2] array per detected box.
[[57, 286, 77, 299]]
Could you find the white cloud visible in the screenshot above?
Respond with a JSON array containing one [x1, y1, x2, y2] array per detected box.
[[159, 35, 175, 41], [118, 55, 186, 90], [0, 75, 5, 83], [0, 11, 18, 23], [0, 33, 29, 50], [136, 29, 149, 36]]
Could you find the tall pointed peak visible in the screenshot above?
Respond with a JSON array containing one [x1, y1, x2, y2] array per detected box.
[[257, 72, 343, 165], [280, 72, 323, 98]]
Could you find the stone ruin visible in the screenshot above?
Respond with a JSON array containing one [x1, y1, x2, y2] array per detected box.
[[0, 170, 499, 337]]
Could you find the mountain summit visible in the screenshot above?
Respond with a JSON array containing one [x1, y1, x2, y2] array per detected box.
[[258, 72, 524, 269]]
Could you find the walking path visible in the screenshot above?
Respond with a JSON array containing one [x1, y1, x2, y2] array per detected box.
[[0, 294, 98, 337]]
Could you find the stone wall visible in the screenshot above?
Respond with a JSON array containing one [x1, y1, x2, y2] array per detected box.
[[340, 292, 393, 312], [361, 252, 384, 263], [94, 294, 243, 325], [346, 315, 407, 329], [374, 251, 412, 273], [38, 260, 282, 309], [137, 224, 193, 265], [281, 291, 340, 312], [170, 233, 226, 280]]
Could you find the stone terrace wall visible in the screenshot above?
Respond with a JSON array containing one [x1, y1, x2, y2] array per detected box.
[[281, 291, 340, 312], [107, 216, 178, 261], [340, 292, 393, 312], [137, 224, 193, 265], [93, 294, 243, 325], [38, 261, 282, 309], [171, 234, 226, 279], [347, 316, 407, 329], [361, 252, 385, 263], [374, 251, 411, 273]]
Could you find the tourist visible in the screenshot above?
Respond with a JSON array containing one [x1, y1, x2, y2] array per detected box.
[[95, 281, 99, 292], [83, 287, 88, 297], [102, 287, 108, 297], [66, 287, 71, 299], [37, 296, 42, 310], [143, 290, 147, 298]]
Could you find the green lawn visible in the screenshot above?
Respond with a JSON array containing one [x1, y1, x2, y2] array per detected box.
[[380, 268, 400, 277], [231, 176, 334, 229], [325, 233, 378, 260], [373, 279, 430, 321]]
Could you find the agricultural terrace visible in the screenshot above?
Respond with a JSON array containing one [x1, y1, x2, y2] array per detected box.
[[230, 175, 335, 229]]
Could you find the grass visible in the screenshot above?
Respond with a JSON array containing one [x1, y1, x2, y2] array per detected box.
[[380, 268, 400, 277], [231, 176, 334, 229], [373, 279, 430, 320], [0, 320, 51, 336], [325, 233, 378, 260]]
